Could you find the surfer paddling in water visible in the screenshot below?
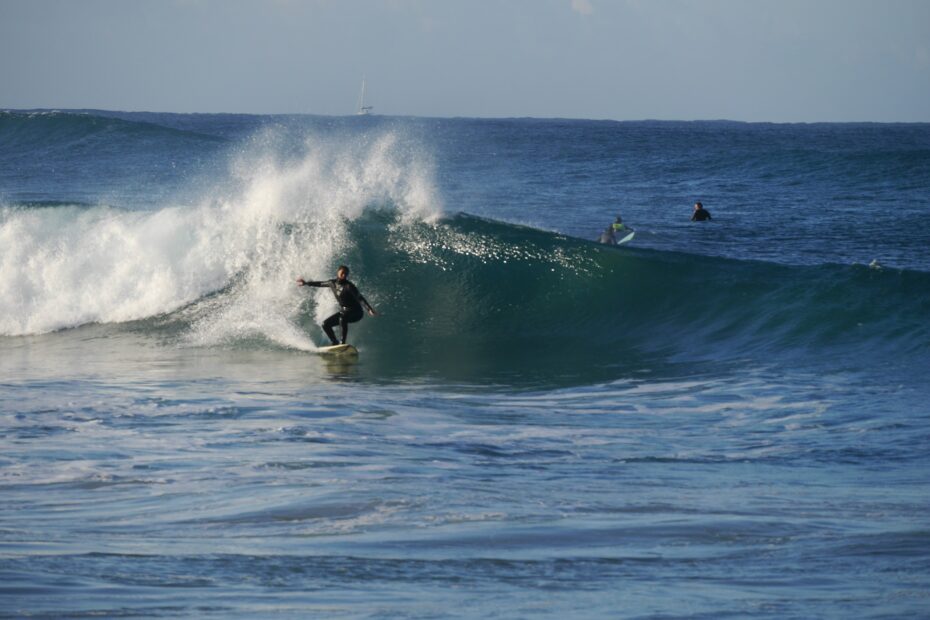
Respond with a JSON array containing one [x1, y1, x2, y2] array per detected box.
[[297, 265, 377, 346]]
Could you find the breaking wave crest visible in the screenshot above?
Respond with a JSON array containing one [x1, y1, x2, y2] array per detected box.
[[0, 126, 442, 345]]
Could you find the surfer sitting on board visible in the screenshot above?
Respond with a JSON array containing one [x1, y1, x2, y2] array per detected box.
[[297, 265, 377, 346], [600, 215, 635, 245], [611, 215, 630, 233]]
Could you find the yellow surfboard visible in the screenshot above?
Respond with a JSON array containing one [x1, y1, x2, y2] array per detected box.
[[317, 344, 359, 356]]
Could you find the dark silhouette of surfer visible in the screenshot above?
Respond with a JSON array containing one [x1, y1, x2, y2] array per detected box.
[[297, 265, 377, 346], [691, 201, 712, 221]]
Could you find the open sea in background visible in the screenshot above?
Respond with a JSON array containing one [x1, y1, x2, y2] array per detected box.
[[1, 110, 929, 618]]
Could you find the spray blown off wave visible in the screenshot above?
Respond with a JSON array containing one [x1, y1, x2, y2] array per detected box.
[[0, 128, 442, 340]]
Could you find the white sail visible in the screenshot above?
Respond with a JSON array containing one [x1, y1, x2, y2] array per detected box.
[[357, 78, 373, 115]]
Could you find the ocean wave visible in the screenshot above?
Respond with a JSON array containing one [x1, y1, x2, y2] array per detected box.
[[0, 110, 224, 154], [2, 113, 927, 372], [0, 127, 442, 339], [4, 201, 927, 378], [338, 213, 930, 371]]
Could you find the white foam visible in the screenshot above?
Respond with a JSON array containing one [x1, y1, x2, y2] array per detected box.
[[0, 129, 442, 341]]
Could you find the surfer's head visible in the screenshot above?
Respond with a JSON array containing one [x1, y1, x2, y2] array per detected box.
[[336, 265, 350, 281], [694, 202, 703, 211]]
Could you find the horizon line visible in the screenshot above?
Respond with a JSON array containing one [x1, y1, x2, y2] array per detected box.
[[4, 107, 930, 126]]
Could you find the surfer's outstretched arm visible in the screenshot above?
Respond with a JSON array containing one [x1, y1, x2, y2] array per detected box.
[[296, 278, 331, 287], [353, 287, 378, 316], [361, 295, 378, 316]]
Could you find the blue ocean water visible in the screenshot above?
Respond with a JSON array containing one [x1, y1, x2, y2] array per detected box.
[[1, 110, 929, 618]]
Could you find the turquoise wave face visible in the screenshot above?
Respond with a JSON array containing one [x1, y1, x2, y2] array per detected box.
[[283, 212, 930, 383]]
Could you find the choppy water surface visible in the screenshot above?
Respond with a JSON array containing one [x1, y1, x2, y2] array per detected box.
[[1, 111, 929, 617]]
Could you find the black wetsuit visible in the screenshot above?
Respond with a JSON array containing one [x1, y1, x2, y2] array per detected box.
[[304, 278, 372, 345], [691, 208, 712, 221]]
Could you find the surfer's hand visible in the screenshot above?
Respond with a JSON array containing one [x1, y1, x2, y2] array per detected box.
[[368, 308, 378, 317], [296, 278, 305, 286]]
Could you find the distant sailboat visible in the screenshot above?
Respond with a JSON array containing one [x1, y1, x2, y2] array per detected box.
[[357, 78, 373, 115]]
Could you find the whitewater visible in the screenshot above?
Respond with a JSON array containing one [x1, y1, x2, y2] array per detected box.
[[1, 110, 929, 618]]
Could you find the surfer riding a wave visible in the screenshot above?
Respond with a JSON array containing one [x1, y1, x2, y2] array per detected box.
[[297, 266, 378, 346]]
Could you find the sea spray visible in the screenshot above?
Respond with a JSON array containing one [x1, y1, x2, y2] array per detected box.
[[0, 203, 237, 336], [185, 128, 443, 350], [0, 128, 443, 340]]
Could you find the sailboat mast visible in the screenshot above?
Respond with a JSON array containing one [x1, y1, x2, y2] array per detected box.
[[357, 76, 373, 115]]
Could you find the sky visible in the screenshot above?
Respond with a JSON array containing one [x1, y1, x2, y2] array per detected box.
[[1, 0, 929, 122]]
